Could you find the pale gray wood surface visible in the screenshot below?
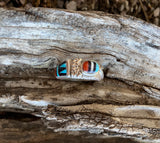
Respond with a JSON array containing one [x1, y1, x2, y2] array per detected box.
[[0, 7, 160, 143]]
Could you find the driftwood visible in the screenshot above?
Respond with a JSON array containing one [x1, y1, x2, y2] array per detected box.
[[0, 7, 160, 143]]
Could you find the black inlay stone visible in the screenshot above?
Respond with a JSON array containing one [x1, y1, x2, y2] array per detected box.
[[88, 61, 91, 72], [93, 62, 96, 72], [59, 67, 66, 76], [58, 61, 67, 76]]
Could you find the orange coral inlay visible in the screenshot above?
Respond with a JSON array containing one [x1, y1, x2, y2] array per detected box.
[[83, 61, 89, 71]]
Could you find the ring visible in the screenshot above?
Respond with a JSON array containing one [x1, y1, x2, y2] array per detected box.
[[55, 58, 104, 81]]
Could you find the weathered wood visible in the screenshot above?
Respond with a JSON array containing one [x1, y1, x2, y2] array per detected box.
[[0, 114, 140, 143], [0, 7, 160, 143]]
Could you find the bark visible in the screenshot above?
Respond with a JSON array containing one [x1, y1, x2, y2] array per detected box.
[[0, 7, 160, 143]]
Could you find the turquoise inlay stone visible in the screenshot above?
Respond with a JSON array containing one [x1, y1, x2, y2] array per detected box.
[[95, 63, 99, 72], [60, 63, 66, 68], [60, 69, 67, 74], [57, 66, 59, 77]]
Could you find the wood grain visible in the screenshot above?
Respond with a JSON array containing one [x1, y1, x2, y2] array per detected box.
[[0, 7, 160, 143]]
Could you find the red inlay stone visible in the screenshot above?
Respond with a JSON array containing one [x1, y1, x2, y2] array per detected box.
[[83, 61, 89, 71], [55, 68, 57, 76]]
